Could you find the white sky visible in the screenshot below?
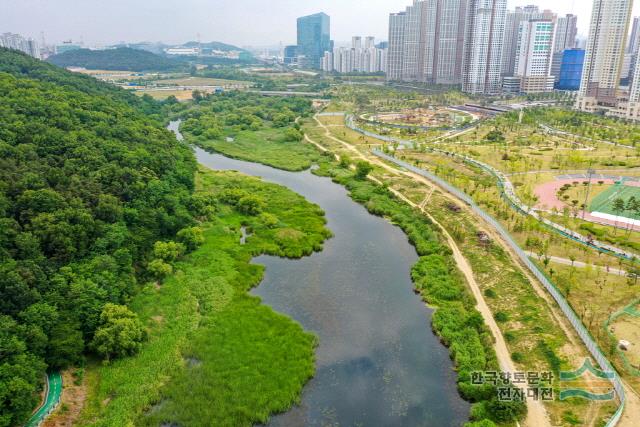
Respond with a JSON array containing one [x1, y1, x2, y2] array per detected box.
[[1, 0, 640, 47]]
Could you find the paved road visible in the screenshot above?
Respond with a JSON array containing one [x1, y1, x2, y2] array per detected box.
[[539, 123, 636, 150], [25, 372, 62, 427], [345, 115, 639, 261], [525, 251, 628, 277]]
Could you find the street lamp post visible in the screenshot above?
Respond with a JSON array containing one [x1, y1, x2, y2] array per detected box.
[[582, 167, 596, 220]]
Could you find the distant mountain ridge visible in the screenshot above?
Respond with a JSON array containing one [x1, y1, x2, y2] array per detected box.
[[48, 47, 184, 71], [182, 40, 247, 52]]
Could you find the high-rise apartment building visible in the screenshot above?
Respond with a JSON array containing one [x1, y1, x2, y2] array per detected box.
[[0, 32, 41, 58], [322, 36, 387, 74], [577, 0, 633, 110], [423, 0, 469, 85], [352, 36, 362, 51], [462, 0, 508, 95], [628, 17, 640, 54], [555, 14, 578, 52], [365, 36, 376, 50], [401, 1, 423, 81], [549, 14, 578, 84], [513, 19, 556, 93], [297, 12, 331, 69], [387, 11, 407, 80], [501, 6, 556, 77], [387, 0, 467, 85]]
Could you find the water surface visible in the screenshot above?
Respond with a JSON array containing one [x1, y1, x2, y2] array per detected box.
[[171, 122, 469, 426]]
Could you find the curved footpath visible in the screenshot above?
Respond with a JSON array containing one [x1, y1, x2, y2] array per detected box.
[[308, 117, 550, 426], [25, 372, 62, 427], [372, 150, 627, 427], [346, 114, 639, 261], [315, 113, 630, 425], [539, 123, 636, 150]]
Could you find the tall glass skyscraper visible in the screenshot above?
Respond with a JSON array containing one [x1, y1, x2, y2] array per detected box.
[[297, 12, 331, 69], [556, 49, 585, 91]]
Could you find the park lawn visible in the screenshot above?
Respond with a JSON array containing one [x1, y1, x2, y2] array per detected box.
[[153, 76, 252, 87], [550, 263, 640, 393], [197, 127, 321, 172], [79, 166, 331, 427], [134, 88, 195, 100]]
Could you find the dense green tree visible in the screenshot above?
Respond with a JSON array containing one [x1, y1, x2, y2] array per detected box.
[[0, 48, 197, 418], [355, 161, 374, 180], [91, 304, 146, 360], [0, 315, 46, 427], [153, 241, 186, 262]]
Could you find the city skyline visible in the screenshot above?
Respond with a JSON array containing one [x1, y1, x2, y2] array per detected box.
[[3, 0, 640, 47]]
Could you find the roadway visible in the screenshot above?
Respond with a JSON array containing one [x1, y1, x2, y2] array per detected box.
[[345, 114, 639, 261]]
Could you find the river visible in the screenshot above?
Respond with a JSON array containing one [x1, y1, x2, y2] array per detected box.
[[168, 121, 469, 426]]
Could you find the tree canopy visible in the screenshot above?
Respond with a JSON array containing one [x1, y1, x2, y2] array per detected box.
[[48, 47, 185, 72], [0, 48, 196, 426]]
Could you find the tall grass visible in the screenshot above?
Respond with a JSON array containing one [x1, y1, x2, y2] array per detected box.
[[79, 168, 330, 426], [197, 127, 321, 172]]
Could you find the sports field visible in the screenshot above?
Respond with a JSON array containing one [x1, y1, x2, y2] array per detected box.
[[590, 183, 640, 219]]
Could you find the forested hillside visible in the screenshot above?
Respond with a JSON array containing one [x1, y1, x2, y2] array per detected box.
[[0, 48, 196, 426], [48, 47, 184, 72], [0, 48, 162, 117]]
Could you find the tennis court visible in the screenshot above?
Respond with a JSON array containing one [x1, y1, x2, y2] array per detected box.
[[590, 183, 640, 219]]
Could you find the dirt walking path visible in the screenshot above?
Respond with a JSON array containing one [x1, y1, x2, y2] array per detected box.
[[309, 112, 640, 426], [307, 116, 550, 427]]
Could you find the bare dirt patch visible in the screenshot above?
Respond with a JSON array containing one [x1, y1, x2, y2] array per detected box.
[[42, 369, 86, 427], [611, 316, 640, 368]]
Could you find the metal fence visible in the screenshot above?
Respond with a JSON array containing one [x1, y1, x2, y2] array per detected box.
[[345, 115, 637, 262], [372, 149, 626, 427]]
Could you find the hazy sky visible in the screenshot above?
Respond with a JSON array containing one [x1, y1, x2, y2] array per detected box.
[[2, 0, 640, 47]]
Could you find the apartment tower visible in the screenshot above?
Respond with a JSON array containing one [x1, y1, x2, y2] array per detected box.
[[462, 0, 508, 94], [577, 0, 633, 110]]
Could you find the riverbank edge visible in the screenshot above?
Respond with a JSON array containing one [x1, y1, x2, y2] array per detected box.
[[74, 166, 332, 426], [309, 159, 524, 425], [186, 118, 526, 425]]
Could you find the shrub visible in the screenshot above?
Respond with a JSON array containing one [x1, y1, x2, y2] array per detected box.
[[237, 195, 265, 216], [485, 395, 527, 423], [484, 288, 497, 298], [494, 312, 509, 323], [177, 227, 205, 251], [355, 161, 373, 180], [283, 127, 303, 142], [148, 259, 173, 279]]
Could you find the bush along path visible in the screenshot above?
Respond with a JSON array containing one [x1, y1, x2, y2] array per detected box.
[[308, 158, 529, 426], [372, 150, 627, 427], [344, 113, 639, 261]]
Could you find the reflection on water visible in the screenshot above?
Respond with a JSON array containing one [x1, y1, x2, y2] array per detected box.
[[171, 122, 469, 426]]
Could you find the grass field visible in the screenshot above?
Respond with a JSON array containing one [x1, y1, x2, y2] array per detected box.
[[79, 167, 331, 427], [194, 127, 322, 171], [153, 76, 252, 87], [590, 184, 640, 219], [611, 315, 640, 368]]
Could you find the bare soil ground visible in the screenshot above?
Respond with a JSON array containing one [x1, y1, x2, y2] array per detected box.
[[42, 369, 86, 427]]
